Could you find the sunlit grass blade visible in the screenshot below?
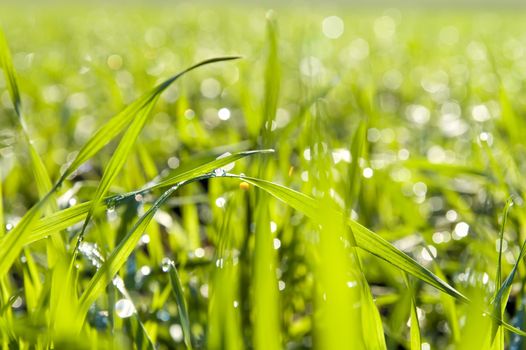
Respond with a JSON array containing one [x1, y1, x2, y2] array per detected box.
[[0, 190, 54, 278], [403, 274, 421, 350], [223, 174, 467, 302], [78, 172, 213, 324], [78, 184, 180, 321], [110, 149, 274, 205], [166, 261, 193, 350], [58, 56, 241, 184], [490, 197, 514, 346], [0, 27, 54, 199], [0, 26, 21, 115], [491, 227, 526, 344], [73, 56, 240, 251], [18, 150, 273, 246]]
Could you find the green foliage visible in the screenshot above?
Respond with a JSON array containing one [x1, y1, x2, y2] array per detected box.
[[2, 5, 526, 349]]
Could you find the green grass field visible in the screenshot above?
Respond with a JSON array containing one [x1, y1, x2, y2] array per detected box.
[[2, 4, 526, 349]]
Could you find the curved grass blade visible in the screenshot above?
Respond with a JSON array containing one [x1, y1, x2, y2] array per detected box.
[[72, 56, 240, 251], [0, 27, 54, 199], [0, 190, 54, 277], [0, 26, 21, 115], [490, 197, 514, 346], [18, 150, 273, 246], [78, 173, 212, 322], [58, 56, 240, 184], [222, 174, 467, 302], [108, 149, 274, 205], [166, 261, 193, 350], [402, 274, 421, 350], [223, 175, 526, 337]]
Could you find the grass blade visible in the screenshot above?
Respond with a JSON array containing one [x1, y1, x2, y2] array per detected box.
[[58, 56, 241, 184], [72, 56, 241, 251], [222, 174, 467, 302], [166, 261, 193, 350], [17, 150, 272, 246]]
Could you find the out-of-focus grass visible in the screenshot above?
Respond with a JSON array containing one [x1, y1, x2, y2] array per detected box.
[[2, 3, 526, 349]]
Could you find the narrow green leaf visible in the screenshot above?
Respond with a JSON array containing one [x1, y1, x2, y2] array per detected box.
[[0, 26, 21, 115], [78, 172, 214, 321], [223, 174, 468, 302], [72, 56, 241, 252], [403, 274, 421, 350], [167, 261, 193, 350], [18, 150, 272, 246], [59, 56, 240, 184]]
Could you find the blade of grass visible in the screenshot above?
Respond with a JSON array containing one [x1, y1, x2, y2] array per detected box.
[[78, 173, 214, 324], [403, 274, 421, 350], [72, 56, 241, 252], [17, 150, 273, 246], [58, 56, 241, 184], [223, 174, 467, 301], [166, 261, 193, 350]]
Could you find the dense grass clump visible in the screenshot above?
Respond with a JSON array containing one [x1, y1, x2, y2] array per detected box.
[[2, 4, 526, 349]]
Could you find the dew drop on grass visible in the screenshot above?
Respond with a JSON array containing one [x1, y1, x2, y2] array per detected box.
[[496, 238, 508, 252], [278, 280, 286, 291], [214, 152, 235, 175], [273, 238, 281, 250], [161, 257, 173, 272], [115, 299, 134, 318]]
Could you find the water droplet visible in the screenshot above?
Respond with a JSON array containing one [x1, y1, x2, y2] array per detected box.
[[161, 258, 173, 272], [12, 296, 23, 309], [273, 238, 281, 250], [115, 299, 135, 318], [278, 280, 286, 291], [214, 168, 226, 177], [134, 194, 143, 202], [215, 258, 224, 269]]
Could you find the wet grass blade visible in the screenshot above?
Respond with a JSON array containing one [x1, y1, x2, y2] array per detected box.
[[167, 261, 193, 350], [223, 174, 468, 302], [78, 173, 213, 322], [72, 56, 241, 250], [109, 149, 274, 204], [0, 190, 54, 277], [17, 150, 272, 246]]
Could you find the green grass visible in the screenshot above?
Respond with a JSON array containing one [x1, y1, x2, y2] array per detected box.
[[2, 4, 526, 349]]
